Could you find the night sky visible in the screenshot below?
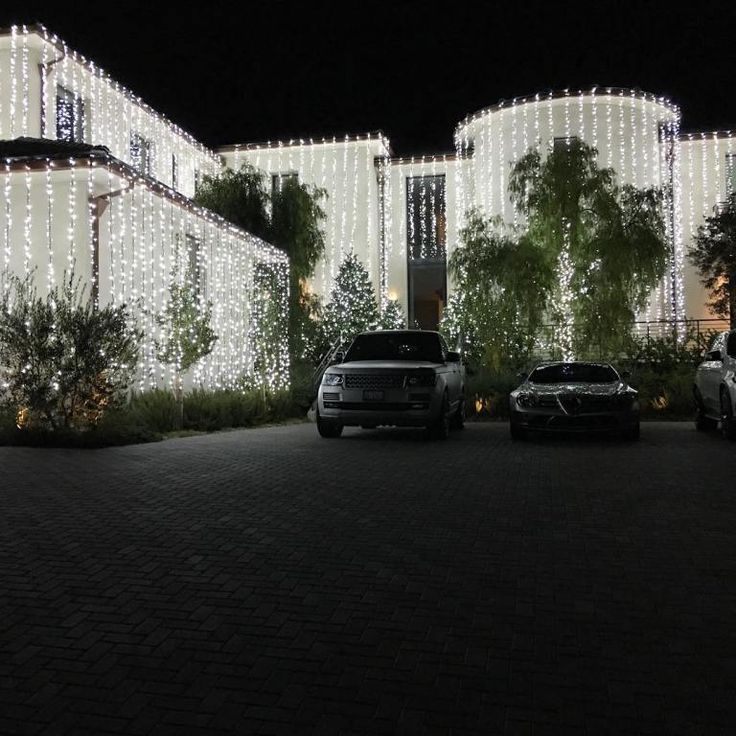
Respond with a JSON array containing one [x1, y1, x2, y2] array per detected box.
[[5, 1, 736, 156]]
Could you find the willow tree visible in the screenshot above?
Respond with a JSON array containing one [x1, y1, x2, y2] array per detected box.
[[509, 140, 668, 358], [441, 212, 554, 369], [443, 140, 668, 365]]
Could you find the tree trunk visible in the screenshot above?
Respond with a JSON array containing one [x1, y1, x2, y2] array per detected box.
[[175, 372, 184, 430]]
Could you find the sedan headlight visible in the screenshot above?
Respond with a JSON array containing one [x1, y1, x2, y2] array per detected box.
[[612, 390, 637, 407], [322, 373, 343, 387], [516, 392, 536, 408], [406, 372, 437, 387]]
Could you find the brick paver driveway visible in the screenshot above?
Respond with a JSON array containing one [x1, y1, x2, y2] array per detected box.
[[1, 422, 735, 735]]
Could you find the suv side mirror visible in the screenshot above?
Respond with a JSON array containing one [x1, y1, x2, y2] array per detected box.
[[332, 351, 345, 365], [446, 351, 461, 363], [706, 349, 722, 362]]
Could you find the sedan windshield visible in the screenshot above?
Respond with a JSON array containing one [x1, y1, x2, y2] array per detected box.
[[345, 332, 443, 363], [529, 363, 618, 384]]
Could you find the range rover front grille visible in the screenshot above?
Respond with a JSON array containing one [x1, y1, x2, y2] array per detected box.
[[344, 374, 404, 389]]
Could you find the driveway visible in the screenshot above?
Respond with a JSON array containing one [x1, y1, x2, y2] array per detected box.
[[1, 422, 734, 735]]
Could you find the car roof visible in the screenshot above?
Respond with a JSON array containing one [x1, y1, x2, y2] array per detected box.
[[356, 329, 440, 336], [531, 360, 613, 368]]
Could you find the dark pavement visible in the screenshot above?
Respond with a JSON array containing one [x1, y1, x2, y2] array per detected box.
[[1, 422, 735, 735]]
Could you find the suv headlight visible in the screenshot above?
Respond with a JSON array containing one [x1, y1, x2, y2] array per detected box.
[[406, 372, 437, 387], [516, 392, 536, 408], [322, 373, 343, 387]]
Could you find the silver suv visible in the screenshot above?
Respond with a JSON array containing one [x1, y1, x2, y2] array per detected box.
[[317, 330, 465, 439], [694, 329, 736, 440]]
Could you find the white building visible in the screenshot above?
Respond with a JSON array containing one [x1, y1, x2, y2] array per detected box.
[[1, 24, 734, 373], [225, 92, 734, 333], [0, 25, 290, 391]]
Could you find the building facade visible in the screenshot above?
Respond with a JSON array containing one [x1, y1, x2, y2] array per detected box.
[[1, 24, 734, 374], [0, 25, 290, 391]]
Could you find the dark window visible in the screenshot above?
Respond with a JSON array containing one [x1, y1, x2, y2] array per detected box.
[[553, 136, 579, 152], [186, 234, 205, 295], [345, 331, 443, 363], [171, 154, 178, 190], [727, 330, 736, 359], [727, 153, 736, 196], [271, 172, 298, 195], [130, 133, 153, 176], [529, 363, 619, 384], [56, 85, 84, 142], [194, 168, 201, 194]]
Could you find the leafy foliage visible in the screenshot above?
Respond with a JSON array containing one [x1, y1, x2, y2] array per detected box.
[[250, 262, 290, 389], [688, 193, 736, 327], [0, 275, 139, 431], [440, 211, 552, 369], [445, 141, 668, 369], [195, 164, 328, 364], [194, 165, 271, 240], [155, 267, 218, 427], [155, 274, 217, 375], [510, 140, 668, 357], [322, 253, 379, 347]]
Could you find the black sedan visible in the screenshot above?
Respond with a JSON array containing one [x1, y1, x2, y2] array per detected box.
[[509, 362, 640, 440]]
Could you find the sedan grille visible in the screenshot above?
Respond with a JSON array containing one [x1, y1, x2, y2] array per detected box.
[[344, 374, 404, 389]]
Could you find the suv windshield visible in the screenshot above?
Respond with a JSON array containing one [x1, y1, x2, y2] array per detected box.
[[345, 332, 443, 363], [529, 363, 618, 384]]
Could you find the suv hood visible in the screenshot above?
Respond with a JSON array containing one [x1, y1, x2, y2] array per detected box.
[[331, 360, 443, 371]]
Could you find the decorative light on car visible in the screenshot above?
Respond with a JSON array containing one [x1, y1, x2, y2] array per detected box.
[[516, 392, 536, 407]]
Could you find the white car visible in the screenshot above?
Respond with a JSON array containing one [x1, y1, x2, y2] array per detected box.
[[694, 329, 736, 440], [317, 330, 466, 440]]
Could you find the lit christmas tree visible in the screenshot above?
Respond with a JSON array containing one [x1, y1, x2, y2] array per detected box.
[[323, 253, 379, 347], [379, 298, 405, 330]]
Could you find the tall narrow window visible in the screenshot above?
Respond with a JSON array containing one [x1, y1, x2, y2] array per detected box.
[[130, 133, 153, 176], [406, 175, 447, 330], [186, 234, 205, 295], [171, 154, 178, 190], [56, 85, 85, 142], [726, 153, 736, 197]]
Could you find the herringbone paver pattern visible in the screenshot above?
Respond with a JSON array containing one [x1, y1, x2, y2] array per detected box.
[[1, 422, 735, 735]]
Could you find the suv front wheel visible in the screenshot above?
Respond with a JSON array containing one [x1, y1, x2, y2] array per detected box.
[[427, 393, 451, 440], [317, 411, 343, 438]]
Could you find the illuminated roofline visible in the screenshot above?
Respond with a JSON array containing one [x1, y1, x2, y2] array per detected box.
[[680, 129, 735, 141], [0, 23, 222, 165], [455, 86, 681, 136], [218, 131, 392, 156]]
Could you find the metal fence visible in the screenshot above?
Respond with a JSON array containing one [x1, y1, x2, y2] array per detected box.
[[531, 317, 731, 362]]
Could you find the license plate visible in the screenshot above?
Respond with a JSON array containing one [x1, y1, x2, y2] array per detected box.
[[363, 390, 384, 401]]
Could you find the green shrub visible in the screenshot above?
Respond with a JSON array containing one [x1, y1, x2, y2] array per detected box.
[[465, 367, 521, 419], [0, 274, 140, 431], [128, 390, 179, 433], [184, 388, 267, 431], [629, 364, 695, 419]]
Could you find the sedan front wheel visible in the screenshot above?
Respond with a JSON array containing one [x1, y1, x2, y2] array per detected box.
[[721, 390, 736, 441]]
